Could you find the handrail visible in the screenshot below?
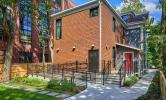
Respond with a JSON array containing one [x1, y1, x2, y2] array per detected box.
[[118, 61, 125, 87]]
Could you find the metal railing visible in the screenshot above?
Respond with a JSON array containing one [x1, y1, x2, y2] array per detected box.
[[118, 61, 126, 87]]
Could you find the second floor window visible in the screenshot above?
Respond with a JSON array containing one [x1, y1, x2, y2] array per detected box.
[[56, 19, 62, 40], [90, 7, 99, 17], [112, 17, 116, 32]]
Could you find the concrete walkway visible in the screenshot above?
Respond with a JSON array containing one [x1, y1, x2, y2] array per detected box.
[[65, 69, 156, 100]]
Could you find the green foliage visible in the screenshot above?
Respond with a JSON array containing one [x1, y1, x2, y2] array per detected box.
[[11, 77, 48, 87], [137, 71, 161, 100], [119, 0, 147, 14], [10, 77, 85, 94], [47, 78, 81, 93], [146, 24, 162, 68], [123, 75, 138, 87]]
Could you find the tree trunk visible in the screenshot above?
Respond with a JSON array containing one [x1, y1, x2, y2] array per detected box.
[[2, 37, 14, 81], [2, 3, 16, 81]]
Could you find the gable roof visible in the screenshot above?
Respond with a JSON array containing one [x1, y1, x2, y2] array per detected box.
[[132, 13, 149, 22], [51, 0, 127, 27]]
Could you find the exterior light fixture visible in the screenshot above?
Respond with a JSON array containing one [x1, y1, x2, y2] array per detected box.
[[106, 44, 109, 50], [91, 44, 95, 49], [56, 48, 60, 53], [72, 46, 76, 51]]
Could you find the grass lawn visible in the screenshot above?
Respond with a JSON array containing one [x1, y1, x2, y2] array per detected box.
[[8, 77, 85, 95], [0, 86, 59, 100]]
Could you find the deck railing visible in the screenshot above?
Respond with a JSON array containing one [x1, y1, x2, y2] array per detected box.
[[160, 71, 166, 100]]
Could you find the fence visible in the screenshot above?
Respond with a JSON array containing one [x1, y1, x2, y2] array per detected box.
[[0, 64, 3, 80], [0, 64, 28, 81], [27, 60, 113, 87], [160, 71, 166, 100]]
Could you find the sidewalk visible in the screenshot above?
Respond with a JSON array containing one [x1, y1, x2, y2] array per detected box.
[[65, 69, 156, 100]]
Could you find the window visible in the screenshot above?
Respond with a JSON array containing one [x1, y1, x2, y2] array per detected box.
[[39, 53, 49, 62], [112, 47, 116, 68], [112, 17, 116, 32], [90, 7, 99, 17], [56, 19, 62, 40], [19, 52, 32, 63], [39, 1, 49, 47], [122, 15, 128, 22], [19, 0, 32, 44]]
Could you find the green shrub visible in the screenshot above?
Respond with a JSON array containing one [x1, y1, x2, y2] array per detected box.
[[123, 75, 138, 87], [11, 77, 48, 87], [137, 71, 162, 100], [47, 78, 77, 93]]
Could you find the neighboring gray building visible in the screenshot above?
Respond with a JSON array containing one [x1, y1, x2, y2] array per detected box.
[[121, 11, 149, 75]]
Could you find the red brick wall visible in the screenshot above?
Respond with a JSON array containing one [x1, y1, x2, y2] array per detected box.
[[54, 9, 100, 64], [101, 2, 125, 71]]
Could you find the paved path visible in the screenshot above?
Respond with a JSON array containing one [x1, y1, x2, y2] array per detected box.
[[65, 69, 156, 100]]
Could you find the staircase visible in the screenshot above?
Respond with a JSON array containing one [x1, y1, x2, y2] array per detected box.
[[106, 73, 120, 86]]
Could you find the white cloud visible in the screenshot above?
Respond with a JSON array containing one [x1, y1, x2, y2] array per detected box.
[[141, 1, 160, 13]]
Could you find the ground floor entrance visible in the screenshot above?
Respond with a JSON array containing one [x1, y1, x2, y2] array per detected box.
[[124, 52, 133, 74], [88, 49, 99, 72]]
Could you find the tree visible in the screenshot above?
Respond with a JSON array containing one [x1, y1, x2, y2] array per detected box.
[[119, 0, 147, 14], [0, 0, 53, 80], [146, 24, 162, 68], [0, 0, 20, 80], [160, 0, 166, 67]]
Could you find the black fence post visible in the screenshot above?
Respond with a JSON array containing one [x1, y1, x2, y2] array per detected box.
[[43, 65, 46, 79], [76, 60, 78, 72], [103, 60, 105, 85], [62, 65, 64, 80], [27, 64, 29, 76], [124, 60, 126, 81], [86, 71, 88, 88], [35, 64, 38, 77], [32, 64, 34, 77], [120, 67, 122, 87], [95, 70, 96, 84], [51, 64, 54, 79], [72, 69, 75, 83]]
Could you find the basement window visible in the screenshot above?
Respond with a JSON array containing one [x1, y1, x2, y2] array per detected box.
[[90, 7, 99, 17]]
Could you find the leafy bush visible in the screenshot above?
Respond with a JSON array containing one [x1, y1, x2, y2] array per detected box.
[[137, 71, 161, 100], [11, 77, 48, 87], [123, 75, 138, 87], [47, 78, 79, 93]]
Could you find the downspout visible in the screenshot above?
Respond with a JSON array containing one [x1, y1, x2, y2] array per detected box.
[[99, 0, 102, 72]]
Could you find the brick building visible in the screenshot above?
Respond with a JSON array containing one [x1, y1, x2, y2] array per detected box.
[[0, 0, 75, 64], [52, 0, 148, 74]]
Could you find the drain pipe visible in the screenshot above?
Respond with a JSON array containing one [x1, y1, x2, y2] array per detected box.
[[99, 0, 102, 72]]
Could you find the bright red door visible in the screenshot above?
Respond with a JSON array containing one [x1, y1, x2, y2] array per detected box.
[[125, 53, 133, 74]]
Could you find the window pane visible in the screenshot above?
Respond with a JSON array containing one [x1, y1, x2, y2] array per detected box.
[[19, 0, 32, 44], [56, 19, 62, 40], [112, 17, 116, 32], [90, 7, 99, 17]]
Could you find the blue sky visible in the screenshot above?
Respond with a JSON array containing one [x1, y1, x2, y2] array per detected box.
[[72, 0, 162, 23]]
